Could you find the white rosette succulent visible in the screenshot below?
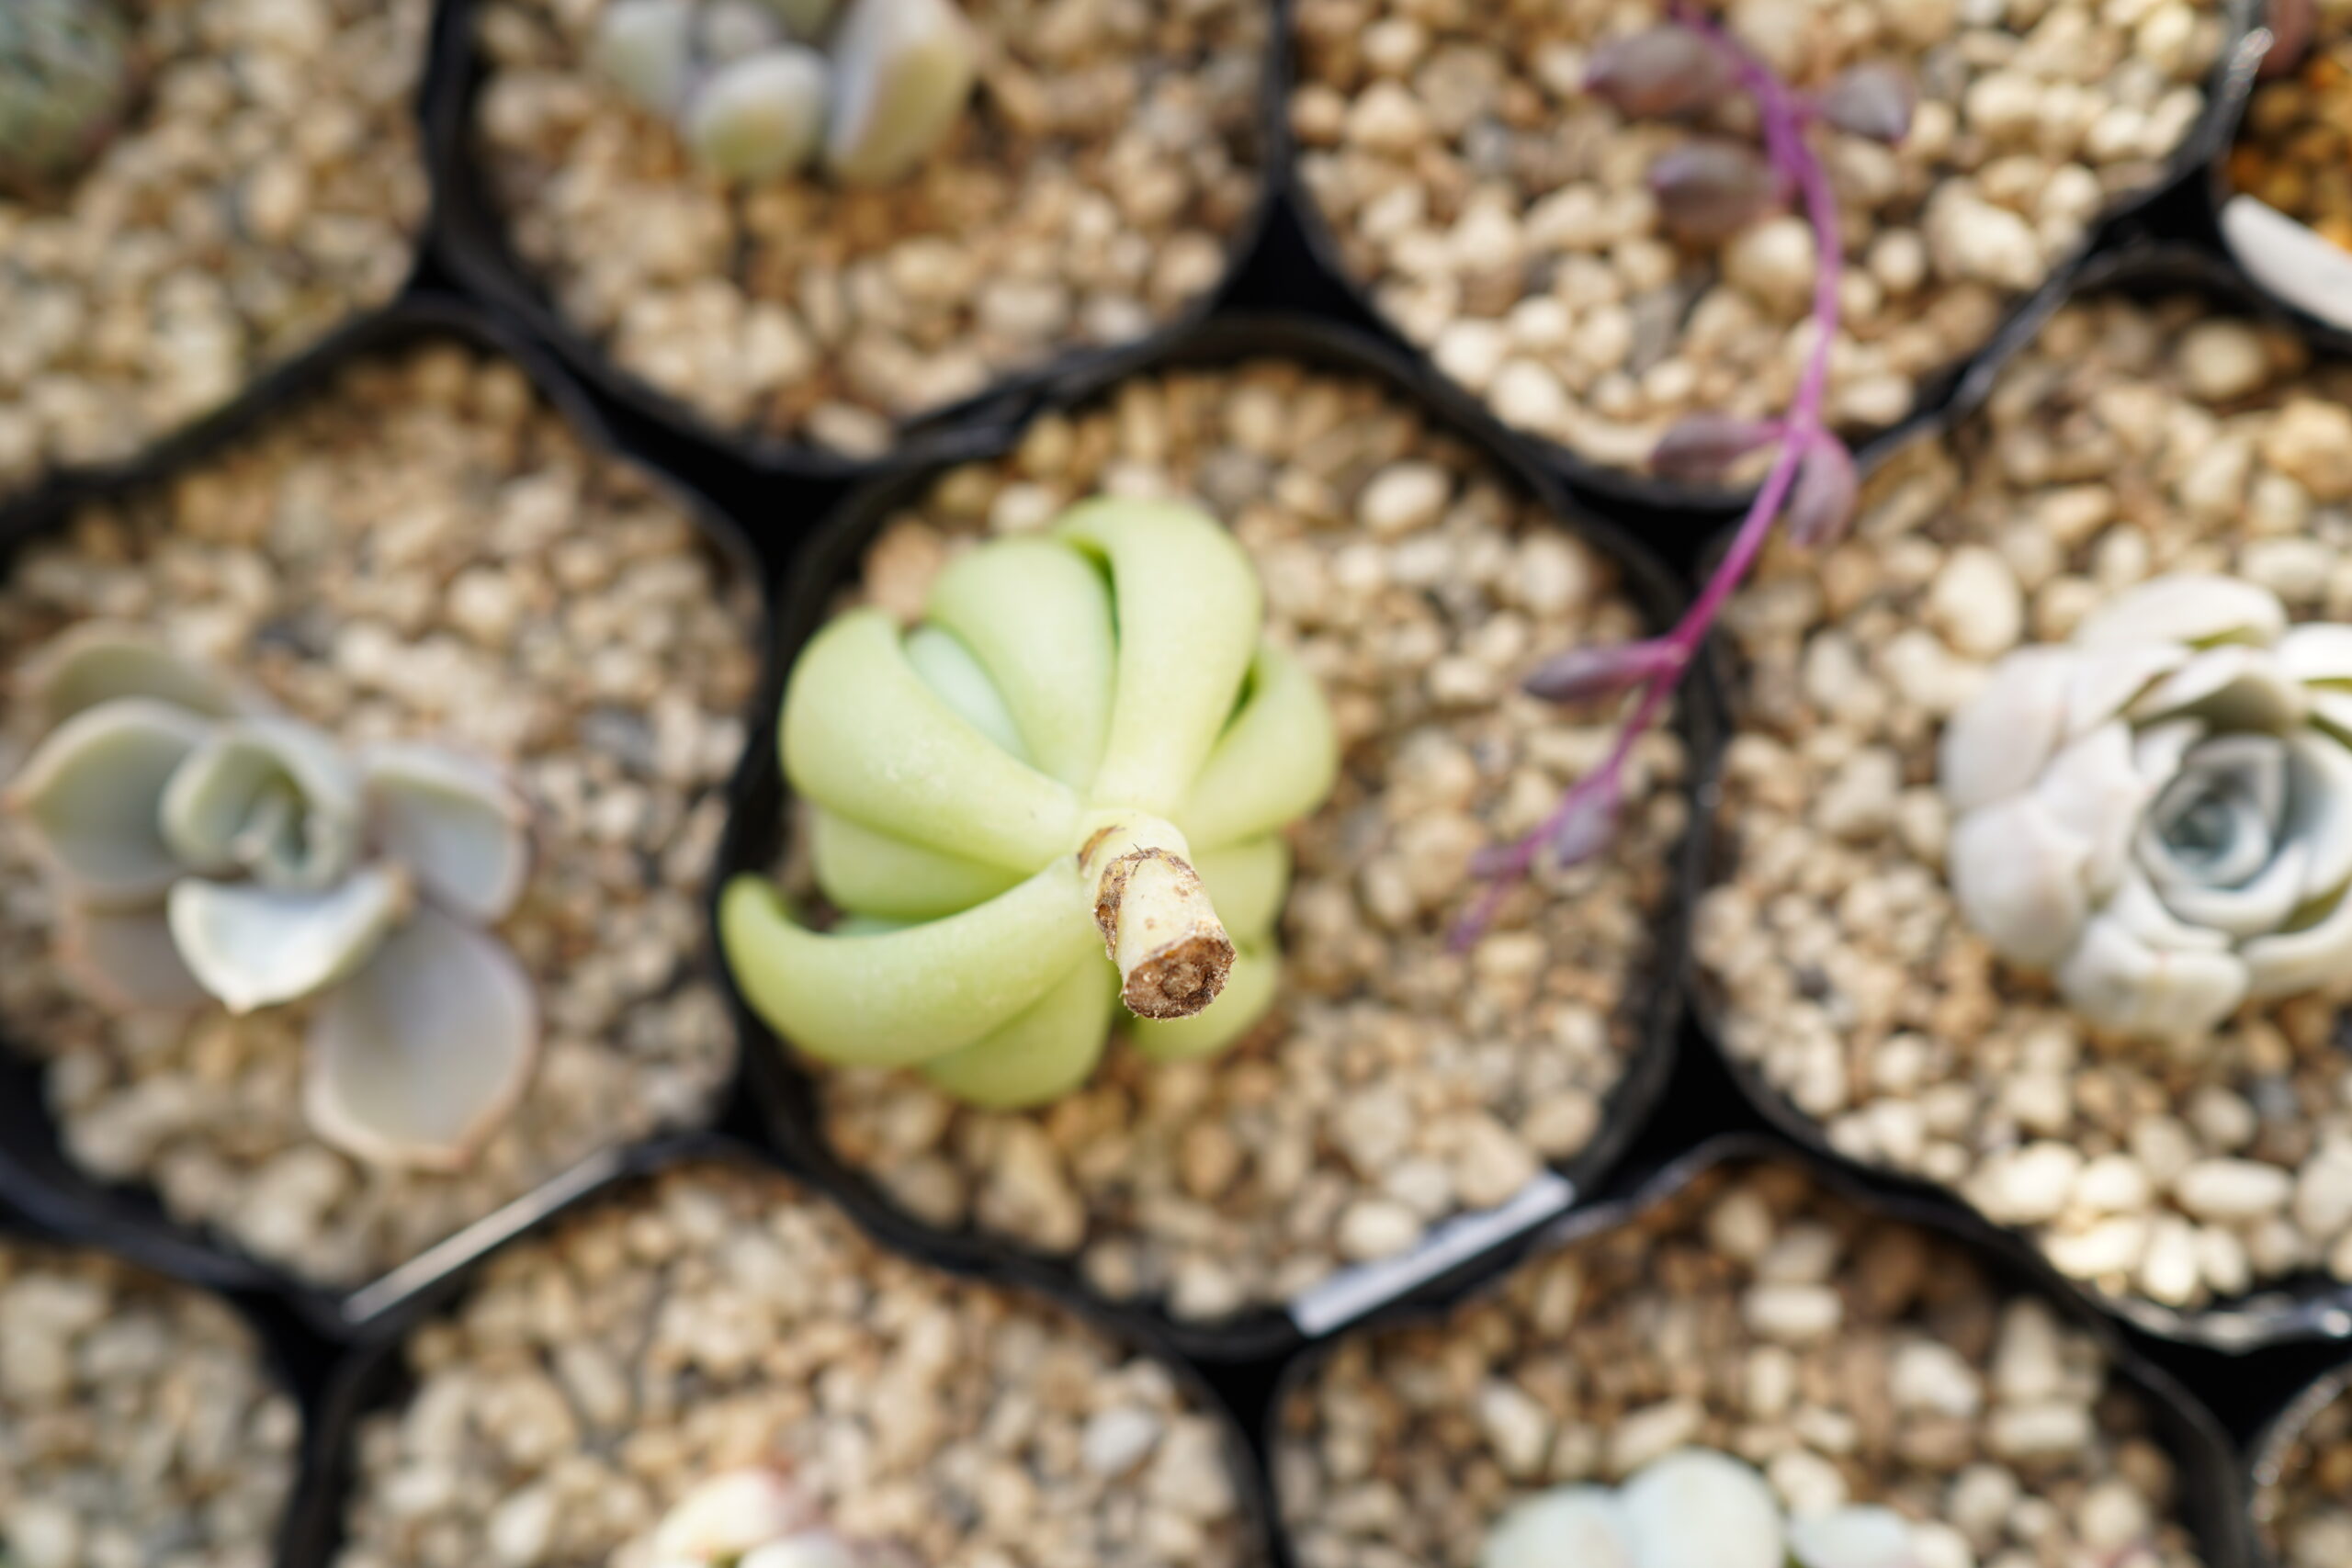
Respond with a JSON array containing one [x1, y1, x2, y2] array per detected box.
[[1940, 573, 2352, 1044], [5, 625, 538, 1169]]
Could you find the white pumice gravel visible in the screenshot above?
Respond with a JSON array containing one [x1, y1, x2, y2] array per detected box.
[[471, 0, 1268, 456], [0, 0, 431, 502], [333, 1160, 1259, 1568], [1289, 0, 2229, 476], [0, 341, 761, 1286], [2257, 1375, 2352, 1568], [802, 355, 1689, 1324], [0, 1235, 298, 1568], [1274, 1160, 2208, 1568], [1696, 292, 2352, 1318]]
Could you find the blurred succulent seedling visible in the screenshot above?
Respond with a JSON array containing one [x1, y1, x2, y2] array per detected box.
[[0, 0, 138, 197]]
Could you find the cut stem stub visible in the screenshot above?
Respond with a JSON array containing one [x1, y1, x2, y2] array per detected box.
[[1081, 814, 1233, 1020]]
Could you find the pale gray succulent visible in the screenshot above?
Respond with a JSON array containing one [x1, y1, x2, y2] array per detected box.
[[639, 1470, 916, 1568], [1481, 1449, 1924, 1568], [5, 625, 537, 1171], [1940, 573, 2352, 1045], [594, 0, 976, 186]]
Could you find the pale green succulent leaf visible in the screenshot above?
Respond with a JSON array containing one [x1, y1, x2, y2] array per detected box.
[[594, 0, 698, 113], [761, 0, 840, 39], [1193, 834, 1289, 944], [1125, 942, 1277, 1063], [701, 0, 786, 61], [165, 866, 410, 1015], [23, 623, 243, 728], [361, 742, 532, 924], [1178, 641, 1340, 851], [60, 906, 209, 1013], [782, 607, 1081, 870], [719, 858, 1097, 1067], [924, 536, 1117, 788], [1057, 500, 1263, 815], [7, 698, 211, 906], [160, 717, 362, 891], [809, 807, 1022, 920], [304, 906, 538, 1170], [824, 0, 978, 186], [687, 47, 830, 181], [920, 953, 1117, 1108], [903, 625, 1030, 764]]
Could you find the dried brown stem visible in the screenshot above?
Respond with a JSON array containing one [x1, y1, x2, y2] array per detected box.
[[1081, 815, 1233, 1020]]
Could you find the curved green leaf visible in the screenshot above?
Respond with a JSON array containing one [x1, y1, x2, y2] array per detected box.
[[919, 953, 1117, 1108], [782, 609, 1080, 870], [1177, 642, 1340, 852], [160, 717, 361, 891], [1057, 501, 1261, 815], [24, 624, 243, 728], [7, 698, 210, 906], [166, 867, 409, 1014], [1125, 942, 1277, 1063], [719, 858, 1097, 1067], [809, 807, 1022, 920], [924, 537, 1116, 788], [1193, 834, 1290, 945], [902, 625, 1030, 764]]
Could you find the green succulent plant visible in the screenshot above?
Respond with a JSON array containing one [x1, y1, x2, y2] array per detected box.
[[594, 0, 977, 186], [0, 0, 135, 195], [6, 626, 538, 1169], [720, 498, 1340, 1109]]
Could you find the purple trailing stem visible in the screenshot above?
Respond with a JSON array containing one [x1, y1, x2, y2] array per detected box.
[[1455, 4, 1860, 947]]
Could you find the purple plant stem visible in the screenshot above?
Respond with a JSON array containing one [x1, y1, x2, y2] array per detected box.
[[1455, 4, 1848, 946]]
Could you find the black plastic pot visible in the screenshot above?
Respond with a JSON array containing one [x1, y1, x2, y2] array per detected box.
[[1688, 241, 2352, 1353], [715, 307, 1721, 1363], [2248, 1352, 2352, 1568], [423, 0, 1289, 482], [1264, 1130, 2258, 1568], [1279, 0, 2268, 519], [0, 291, 782, 1344], [277, 1131, 1282, 1568]]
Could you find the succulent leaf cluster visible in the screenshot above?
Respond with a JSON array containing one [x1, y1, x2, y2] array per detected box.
[[0, 0, 135, 196], [721, 499, 1339, 1110], [6, 626, 537, 1169], [594, 0, 978, 185], [1485, 1448, 1929, 1568], [640, 1470, 916, 1568], [1941, 573, 2352, 1044]]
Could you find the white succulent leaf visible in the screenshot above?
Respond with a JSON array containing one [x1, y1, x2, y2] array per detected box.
[[166, 866, 412, 1015], [823, 0, 978, 186], [1787, 1506, 1920, 1568], [1617, 1450, 1784, 1568], [1939, 573, 2352, 1042], [650, 1472, 820, 1565], [595, 0, 698, 113], [360, 741, 532, 924], [20, 623, 244, 728], [686, 47, 830, 181], [161, 716, 362, 891], [1481, 1486, 1634, 1568], [6, 697, 213, 907]]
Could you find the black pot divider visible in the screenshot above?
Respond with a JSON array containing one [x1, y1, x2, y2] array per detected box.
[[0, 288, 786, 1346], [1684, 239, 2352, 1357], [276, 1131, 1284, 1568], [421, 0, 1287, 484], [1263, 1129, 2261, 1568], [716, 306, 1720, 1364]]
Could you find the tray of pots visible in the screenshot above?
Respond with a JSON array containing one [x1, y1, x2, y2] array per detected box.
[[0, 293, 771, 1338]]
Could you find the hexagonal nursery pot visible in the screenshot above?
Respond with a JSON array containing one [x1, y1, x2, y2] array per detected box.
[[428, 0, 1283, 478], [1283, 0, 2263, 512], [0, 294, 774, 1340], [0, 0, 441, 515], [284, 1134, 1277, 1568], [1271, 1133, 2251, 1568], [1690, 249, 2352, 1350], [717, 310, 1717, 1361]]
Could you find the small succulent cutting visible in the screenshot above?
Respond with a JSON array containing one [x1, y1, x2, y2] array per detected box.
[[6, 625, 537, 1169], [594, 0, 978, 185], [1941, 574, 2352, 1045], [1462, 6, 1907, 939], [636, 1469, 914, 1568], [0, 0, 136, 197], [721, 498, 1339, 1109], [1485, 1448, 1927, 1568]]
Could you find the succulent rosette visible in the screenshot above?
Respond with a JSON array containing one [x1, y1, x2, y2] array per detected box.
[[5, 625, 537, 1168], [1940, 573, 2352, 1043], [720, 498, 1340, 1110]]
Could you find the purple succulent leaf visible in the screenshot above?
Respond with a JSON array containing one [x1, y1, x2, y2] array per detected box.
[[1785, 435, 1860, 549], [2261, 0, 2317, 79], [1651, 412, 1785, 482], [1545, 778, 1623, 871], [1583, 24, 1732, 118], [1649, 140, 1786, 243], [1817, 62, 1916, 143], [1522, 638, 1685, 705]]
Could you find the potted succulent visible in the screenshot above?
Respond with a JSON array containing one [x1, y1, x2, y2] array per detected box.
[[717, 317, 1705, 1350], [1273, 1138, 2248, 1568], [2216, 0, 2352, 335], [1287, 0, 2248, 497], [1692, 275, 2352, 1344], [317, 1145, 1272, 1568], [2250, 1357, 2352, 1568], [0, 1226, 299, 1568], [448, 0, 1272, 465], [0, 0, 432, 506], [0, 302, 765, 1317]]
